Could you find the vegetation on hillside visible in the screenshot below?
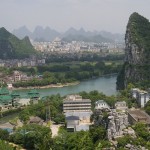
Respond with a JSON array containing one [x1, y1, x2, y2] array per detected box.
[[0, 27, 36, 59], [117, 12, 150, 90]]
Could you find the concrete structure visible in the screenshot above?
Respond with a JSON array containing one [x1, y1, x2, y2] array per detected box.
[[131, 88, 150, 107], [13, 71, 22, 82], [66, 116, 80, 132], [65, 111, 92, 123], [128, 109, 150, 125], [65, 114, 91, 132], [64, 95, 92, 132], [115, 101, 127, 112], [131, 88, 140, 99], [63, 95, 91, 113], [95, 100, 110, 110], [137, 90, 149, 108]]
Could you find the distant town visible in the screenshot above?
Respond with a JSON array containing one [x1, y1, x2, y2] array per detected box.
[[33, 37, 124, 54]]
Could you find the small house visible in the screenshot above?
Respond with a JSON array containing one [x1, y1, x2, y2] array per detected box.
[[115, 101, 127, 112], [95, 100, 110, 110]]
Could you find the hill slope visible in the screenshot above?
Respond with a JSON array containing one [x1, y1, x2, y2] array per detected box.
[[117, 12, 150, 89], [0, 27, 36, 59]]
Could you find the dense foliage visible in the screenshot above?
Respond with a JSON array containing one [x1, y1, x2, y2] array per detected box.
[[51, 125, 110, 150], [13, 61, 122, 88], [0, 140, 15, 150], [19, 94, 65, 124], [9, 124, 52, 150], [46, 53, 124, 63]]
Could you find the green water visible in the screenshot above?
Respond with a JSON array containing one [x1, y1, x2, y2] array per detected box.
[[16, 75, 117, 97]]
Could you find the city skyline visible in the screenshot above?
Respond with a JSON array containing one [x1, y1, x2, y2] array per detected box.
[[0, 0, 150, 33]]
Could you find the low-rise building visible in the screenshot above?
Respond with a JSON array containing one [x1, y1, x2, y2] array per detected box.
[[95, 100, 110, 110], [115, 101, 127, 112], [66, 116, 80, 132], [128, 109, 150, 125]]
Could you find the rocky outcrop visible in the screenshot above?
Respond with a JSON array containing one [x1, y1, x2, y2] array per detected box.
[[117, 12, 150, 90]]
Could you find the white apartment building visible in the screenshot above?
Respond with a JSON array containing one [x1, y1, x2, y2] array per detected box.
[[131, 88, 150, 108]]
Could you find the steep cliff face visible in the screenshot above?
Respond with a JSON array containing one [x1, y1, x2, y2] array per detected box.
[[117, 12, 150, 90]]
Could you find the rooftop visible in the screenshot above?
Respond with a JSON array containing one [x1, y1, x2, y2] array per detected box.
[[64, 95, 91, 103], [0, 87, 9, 95], [115, 101, 126, 104], [95, 100, 107, 104], [128, 109, 150, 124]]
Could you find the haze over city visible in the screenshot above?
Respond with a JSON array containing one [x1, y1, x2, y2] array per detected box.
[[0, 0, 150, 33]]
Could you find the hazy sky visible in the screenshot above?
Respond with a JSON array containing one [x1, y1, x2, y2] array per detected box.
[[0, 0, 150, 33]]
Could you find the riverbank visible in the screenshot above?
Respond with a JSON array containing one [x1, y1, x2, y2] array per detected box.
[[14, 75, 117, 97], [12, 81, 80, 90]]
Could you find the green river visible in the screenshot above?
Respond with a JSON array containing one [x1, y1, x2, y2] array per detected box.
[[16, 75, 117, 97]]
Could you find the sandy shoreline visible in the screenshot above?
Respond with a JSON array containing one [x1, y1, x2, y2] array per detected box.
[[12, 81, 80, 90]]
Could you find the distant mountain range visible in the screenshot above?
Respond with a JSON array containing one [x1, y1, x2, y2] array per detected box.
[[13, 26, 124, 43], [0, 27, 36, 59]]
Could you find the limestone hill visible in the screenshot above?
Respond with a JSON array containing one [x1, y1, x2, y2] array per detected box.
[[117, 12, 150, 90], [0, 27, 36, 59]]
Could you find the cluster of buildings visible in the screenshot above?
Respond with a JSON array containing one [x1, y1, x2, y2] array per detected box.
[[131, 88, 150, 107], [33, 38, 124, 54], [0, 71, 36, 88], [0, 87, 40, 111], [95, 99, 150, 141], [0, 57, 45, 68], [63, 94, 150, 142]]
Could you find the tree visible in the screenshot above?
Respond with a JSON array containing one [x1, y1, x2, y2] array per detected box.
[[0, 140, 14, 150], [10, 124, 52, 149], [133, 122, 150, 140], [89, 126, 106, 144], [0, 129, 9, 140]]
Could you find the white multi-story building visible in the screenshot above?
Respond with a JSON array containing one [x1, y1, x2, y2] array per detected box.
[[63, 95, 91, 113], [137, 90, 149, 108], [131, 88, 150, 108]]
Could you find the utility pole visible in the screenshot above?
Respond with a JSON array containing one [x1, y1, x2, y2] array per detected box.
[[45, 100, 51, 122]]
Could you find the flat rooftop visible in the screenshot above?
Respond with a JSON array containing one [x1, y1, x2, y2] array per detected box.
[[128, 109, 150, 124]]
